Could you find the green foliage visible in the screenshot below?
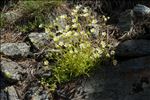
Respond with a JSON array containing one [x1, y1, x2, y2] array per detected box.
[[0, 13, 6, 29], [42, 5, 115, 90], [1, 0, 65, 32], [16, 0, 65, 33]]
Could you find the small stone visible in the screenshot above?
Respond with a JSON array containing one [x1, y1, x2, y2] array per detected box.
[[1, 59, 23, 81], [0, 43, 30, 57]]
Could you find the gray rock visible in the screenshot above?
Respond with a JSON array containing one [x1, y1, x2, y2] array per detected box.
[[0, 89, 8, 100], [6, 86, 19, 100], [0, 86, 19, 100], [133, 4, 150, 17], [118, 56, 150, 72], [116, 40, 150, 57], [4, 10, 22, 24], [0, 43, 30, 57], [29, 32, 50, 49], [25, 85, 50, 100], [117, 10, 133, 32], [1, 59, 23, 81], [79, 65, 150, 100]]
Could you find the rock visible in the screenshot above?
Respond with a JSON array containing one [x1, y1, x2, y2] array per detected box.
[[0, 86, 19, 100], [4, 10, 22, 24], [79, 65, 150, 100], [0, 89, 8, 100], [116, 40, 150, 57], [6, 86, 19, 100], [1, 59, 23, 81], [117, 10, 133, 32], [35, 70, 51, 78], [118, 56, 150, 72], [29, 32, 50, 50], [0, 43, 30, 57], [133, 4, 150, 17], [24, 83, 51, 100]]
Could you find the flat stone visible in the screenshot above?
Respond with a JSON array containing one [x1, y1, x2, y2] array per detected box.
[[1, 59, 23, 81], [118, 56, 150, 72], [116, 40, 150, 57], [0, 43, 30, 57], [29, 32, 50, 49]]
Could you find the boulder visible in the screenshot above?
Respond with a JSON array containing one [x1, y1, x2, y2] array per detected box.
[[1, 59, 23, 81], [116, 40, 150, 57], [118, 56, 150, 72], [133, 4, 150, 17], [0, 43, 30, 57], [79, 65, 150, 100], [28, 32, 50, 50]]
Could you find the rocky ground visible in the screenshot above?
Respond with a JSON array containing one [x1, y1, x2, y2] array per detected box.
[[0, 3, 150, 100]]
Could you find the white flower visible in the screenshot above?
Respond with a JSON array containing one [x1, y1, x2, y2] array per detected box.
[[110, 50, 115, 55], [75, 5, 82, 10], [83, 7, 88, 13], [106, 53, 110, 57], [113, 60, 117, 66], [65, 25, 70, 31], [92, 19, 97, 24], [64, 43, 69, 47], [90, 28, 95, 33], [66, 31, 72, 36], [83, 13, 89, 17], [55, 44, 60, 48], [96, 48, 103, 54], [60, 14, 67, 19], [53, 36, 59, 42], [79, 43, 86, 49], [69, 50, 73, 54], [93, 53, 99, 58], [74, 49, 78, 53], [44, 60, 49, 66], [80, 31, 85, 35], [39, 24, 43, 28], [101, 41, 106, 48], [104, 18, 107, 21], [74, 32, 79, 36], [59, 41, 64, 46], [73, 9, 78, 13], [71, 12, 76, 16], [72, 23, 78, 28], [72, 18, 77, 23], [45, 28, 50, 33], [102, 32, 106, 36]]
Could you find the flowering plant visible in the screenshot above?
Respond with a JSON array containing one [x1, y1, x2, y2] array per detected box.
[[43, 5, 114, 88]]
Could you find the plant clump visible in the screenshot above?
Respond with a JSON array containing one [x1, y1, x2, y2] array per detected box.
[[41, 5, 115, 91]]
